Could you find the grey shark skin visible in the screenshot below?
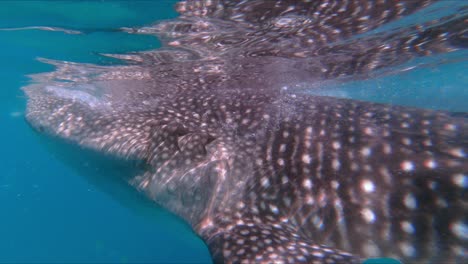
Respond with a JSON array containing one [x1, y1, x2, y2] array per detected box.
[[23, 0, 467, 263]]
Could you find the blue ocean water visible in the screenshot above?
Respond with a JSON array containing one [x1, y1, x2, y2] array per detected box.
[[0, 1, 465, 264], [0, 1, 211, 263]]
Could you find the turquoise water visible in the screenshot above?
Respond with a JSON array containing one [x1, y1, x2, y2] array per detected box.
[[0, 1, 465, 263]]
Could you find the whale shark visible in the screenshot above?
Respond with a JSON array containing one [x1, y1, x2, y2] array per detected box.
[[23, 0, 467, 263]]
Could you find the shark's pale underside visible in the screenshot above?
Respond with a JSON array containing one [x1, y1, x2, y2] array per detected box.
[[23, 0, 467, 263]]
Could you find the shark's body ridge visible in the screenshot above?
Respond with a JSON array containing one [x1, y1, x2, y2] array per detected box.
[[24, 1, 467, 263]]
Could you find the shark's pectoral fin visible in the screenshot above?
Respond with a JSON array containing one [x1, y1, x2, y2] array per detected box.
[[202, 219, 360, 264], [130, 121, 223, 223], [145, 121, 215, 167]]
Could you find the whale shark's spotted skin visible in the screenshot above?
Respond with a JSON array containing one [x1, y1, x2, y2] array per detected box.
[[23, 0, 467, 263]]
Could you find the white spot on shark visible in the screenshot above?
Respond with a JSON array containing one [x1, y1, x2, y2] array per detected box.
[[361, 179, 375, 193], [401, 161, 414, 172]]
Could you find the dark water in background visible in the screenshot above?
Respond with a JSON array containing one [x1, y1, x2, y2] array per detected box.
[[0, 1, 466, 263]]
